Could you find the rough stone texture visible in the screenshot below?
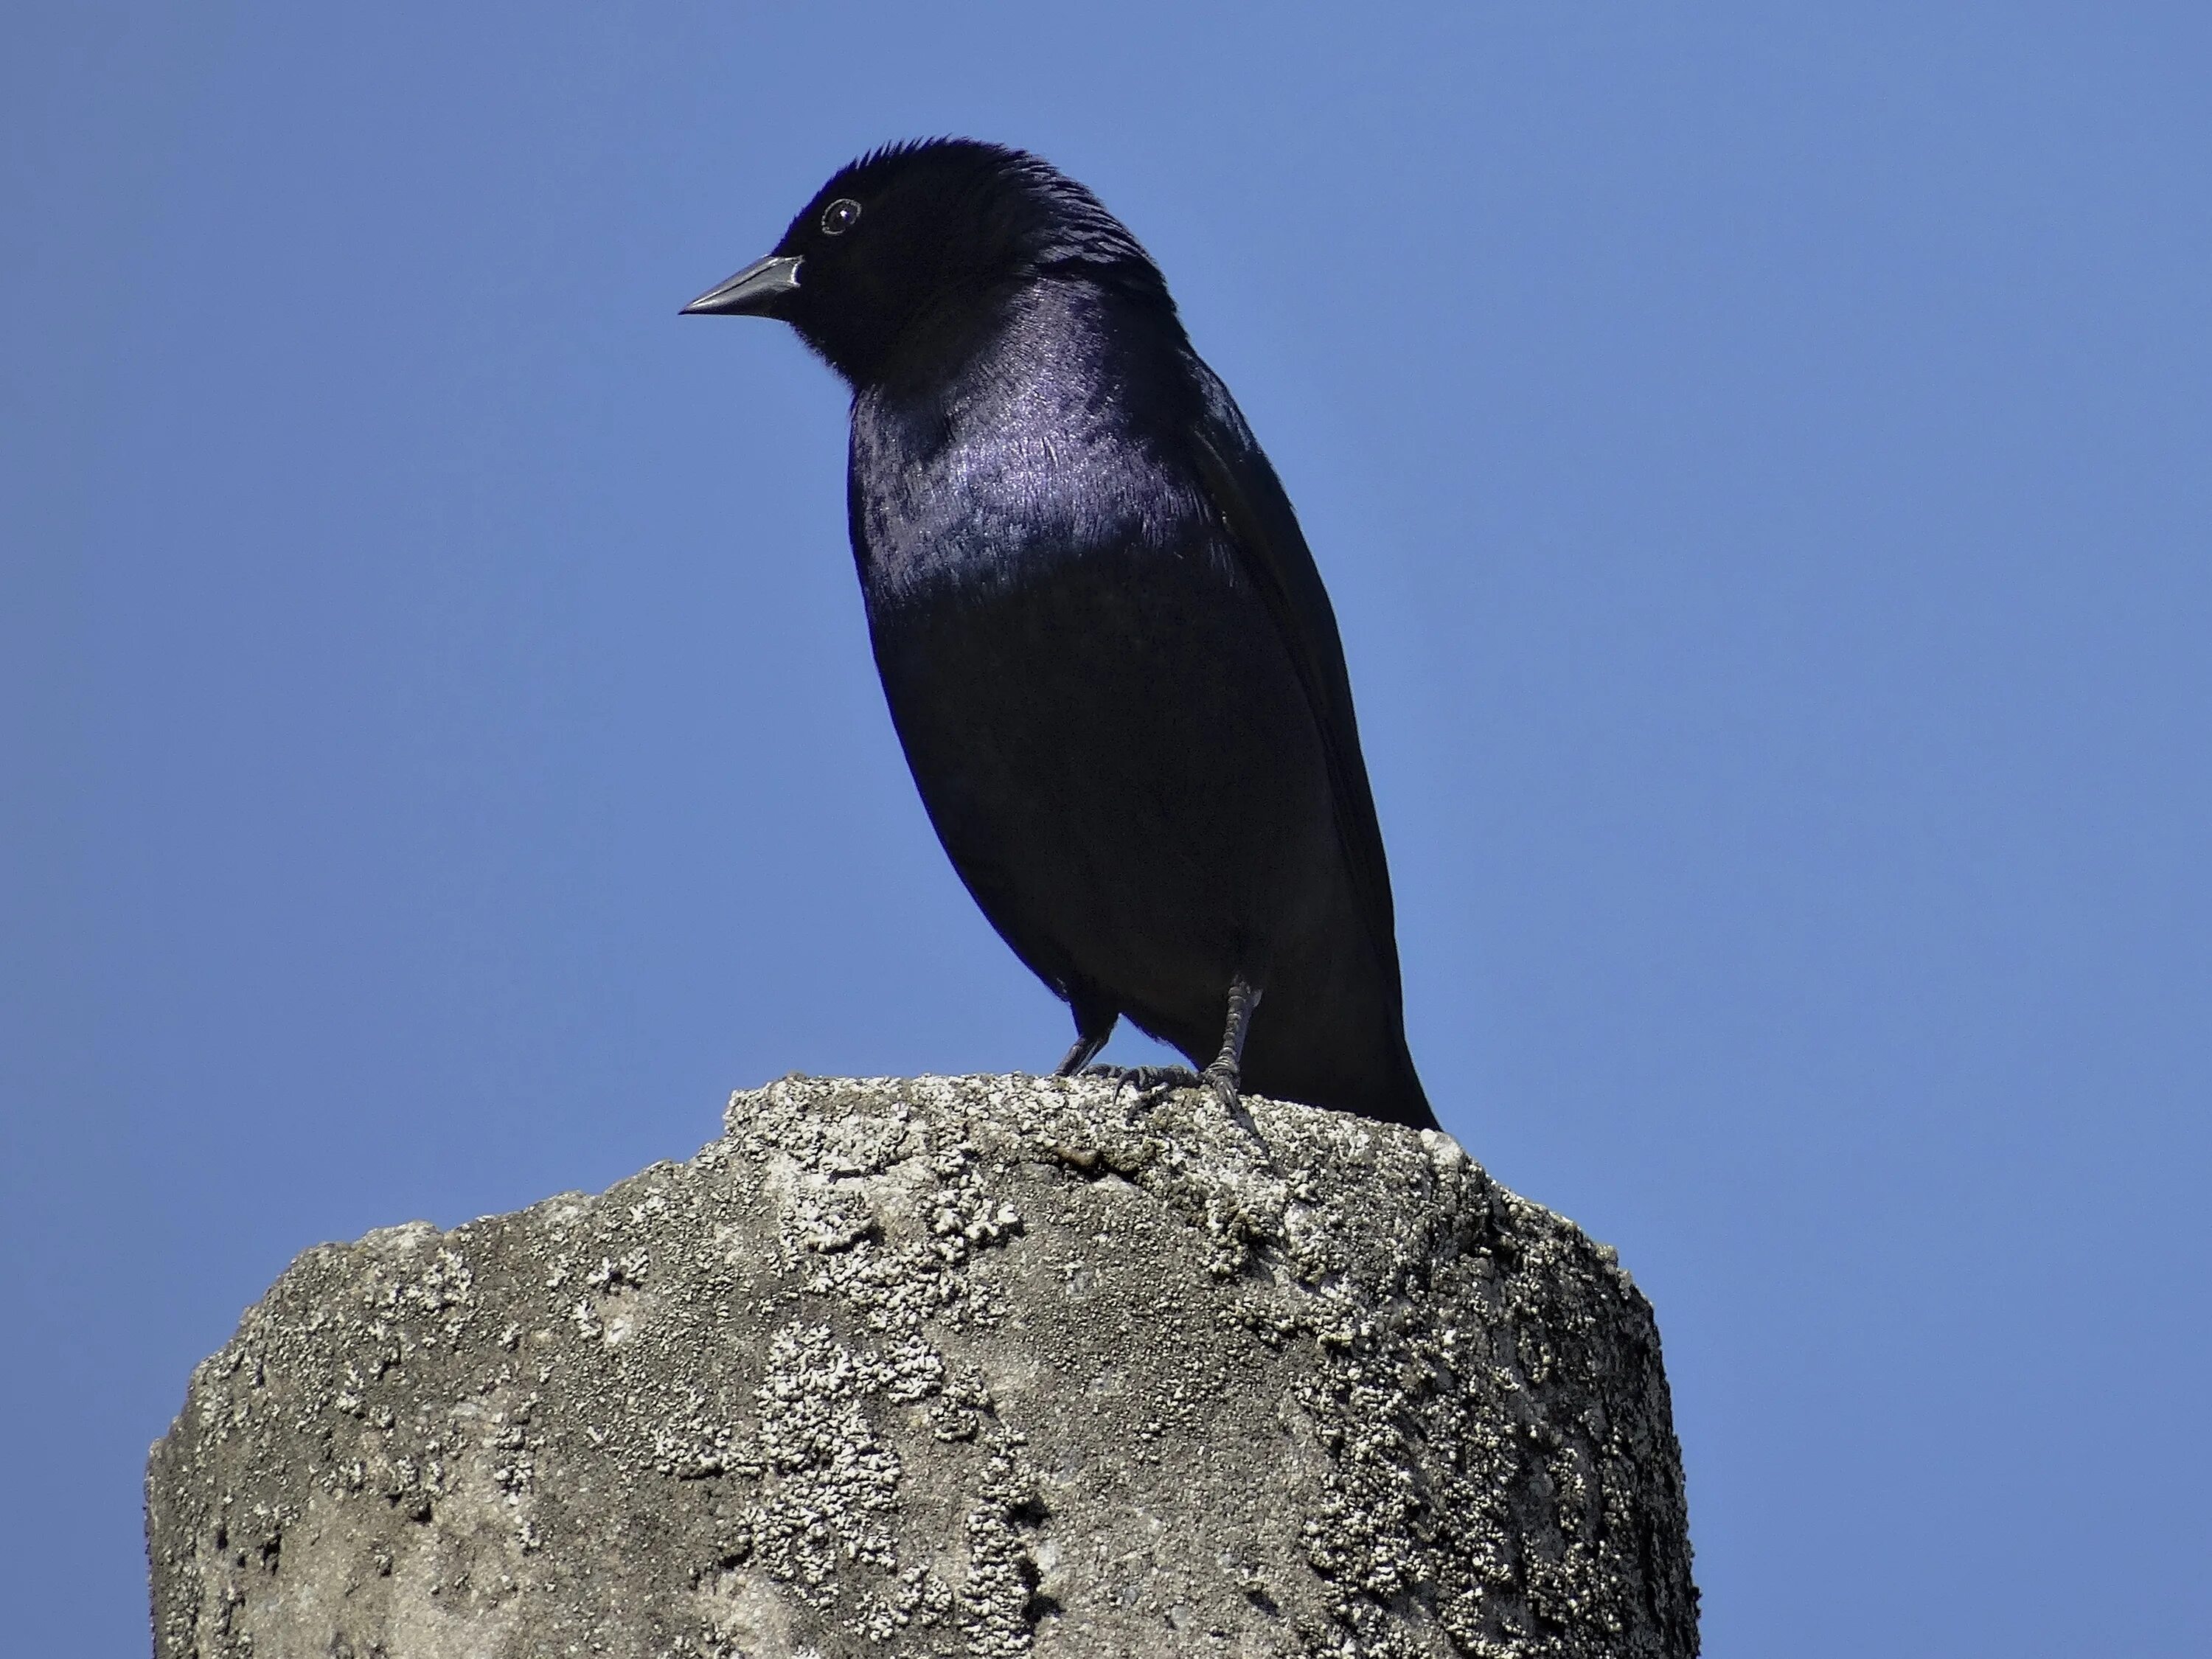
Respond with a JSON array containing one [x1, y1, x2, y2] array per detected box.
[[147, 1074, 1697, 1658]]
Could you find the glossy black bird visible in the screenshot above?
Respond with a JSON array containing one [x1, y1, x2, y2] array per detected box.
[[683, 139, 1434, 1131]]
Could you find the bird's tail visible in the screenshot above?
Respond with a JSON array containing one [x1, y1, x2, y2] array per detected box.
[[1385, 1043, 1440, 1133]]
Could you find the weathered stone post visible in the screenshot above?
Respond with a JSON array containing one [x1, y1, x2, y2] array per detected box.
[[148, 1073, 1697, 1656]]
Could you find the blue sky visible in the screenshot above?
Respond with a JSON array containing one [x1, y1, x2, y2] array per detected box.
[[5, 4, 2208, 1652]]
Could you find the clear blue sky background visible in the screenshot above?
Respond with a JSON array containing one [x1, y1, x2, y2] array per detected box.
[[5, 4, 2207, 1652]]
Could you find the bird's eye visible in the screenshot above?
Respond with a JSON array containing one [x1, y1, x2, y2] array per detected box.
[[821, 198, 862, 236]]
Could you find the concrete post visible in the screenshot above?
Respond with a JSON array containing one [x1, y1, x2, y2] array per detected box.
[[148, 1073, 1697, 1657]]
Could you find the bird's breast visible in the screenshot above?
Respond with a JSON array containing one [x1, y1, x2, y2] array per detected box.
[[849, 338, 1219, 611]]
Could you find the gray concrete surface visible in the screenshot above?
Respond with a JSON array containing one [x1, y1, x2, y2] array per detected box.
[[147, 1073, 1697, 1657]]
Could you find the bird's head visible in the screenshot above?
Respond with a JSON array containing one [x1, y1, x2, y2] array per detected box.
[[681, 139, 1167, 388]]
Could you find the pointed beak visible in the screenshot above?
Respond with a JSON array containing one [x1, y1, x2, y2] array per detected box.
[[679, 254, 804, 318]]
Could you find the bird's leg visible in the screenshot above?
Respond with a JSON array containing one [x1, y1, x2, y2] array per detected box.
[[1054, 996, 1119, 1077], [1203, 972, 1262, 1109], [1201, 972, 1273, 1158], [1054, 1029, 1110, 1076]]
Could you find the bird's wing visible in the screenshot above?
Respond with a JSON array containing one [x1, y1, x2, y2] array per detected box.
[[1183, 364, 1404, 998]]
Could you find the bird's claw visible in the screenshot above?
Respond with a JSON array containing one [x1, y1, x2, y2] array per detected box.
[[1079, 1062, 1203, 1099], [1203, 1061, 1272, 1158], [1077, 1062, 1272, 1161], [1202, 1059, 1241, 1111]]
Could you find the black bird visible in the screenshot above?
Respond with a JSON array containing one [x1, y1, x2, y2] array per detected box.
[[683, 140, 1435, 1131]]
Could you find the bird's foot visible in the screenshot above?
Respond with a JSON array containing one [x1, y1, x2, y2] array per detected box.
[[1203, 1061, 1273, 1163], [1079, 1062, 1203, 1098], [1201, 1058, 1241, 1111], [1077, 1062, 1271, 1158]]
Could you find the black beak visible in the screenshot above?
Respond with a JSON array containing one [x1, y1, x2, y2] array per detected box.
[[680, 254, 804, 318]]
